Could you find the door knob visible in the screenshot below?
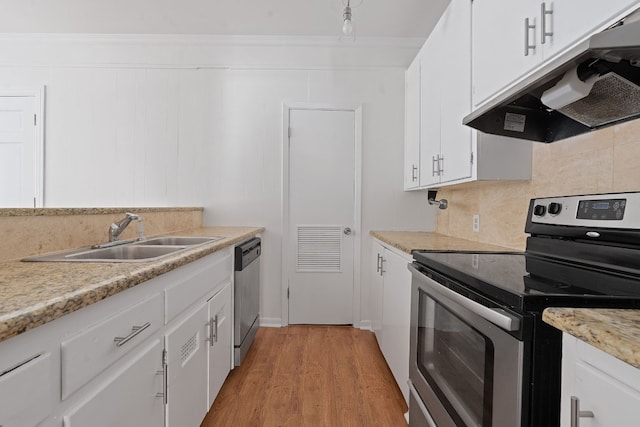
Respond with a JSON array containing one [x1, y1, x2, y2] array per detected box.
[[343, 227, 352, 235]]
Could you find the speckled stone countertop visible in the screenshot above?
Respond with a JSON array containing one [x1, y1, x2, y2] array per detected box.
[[543, 308, 640, 369], [0, 226, 263, 343], [0, 206, 202, 217], [370, 231, 515, 254]]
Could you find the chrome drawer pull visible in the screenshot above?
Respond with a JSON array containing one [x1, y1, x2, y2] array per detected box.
[[113, 322, 151, 347], [570, 396, 594, 427], [541, 2, 553, 44]]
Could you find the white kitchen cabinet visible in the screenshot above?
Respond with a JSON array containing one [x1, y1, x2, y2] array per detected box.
[[561, 333, 640, 427], [165, 301, 210, 427], [472, 0, 640, 107], [404, 0, 531, 190], [63, 339, 164, 427], [370, 238, 412, 403], [404, 56, 421, 190], [207, 281, 232, 407], [61, 292, 163, 399], [370, 240, 385, 340], [418, 0, 471, 188], [0, 244, 238, 427], [0, 351, 54, 427]]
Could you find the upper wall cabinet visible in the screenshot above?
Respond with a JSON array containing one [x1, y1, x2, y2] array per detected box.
[[404, 57, 421, 190], [472, 0, 640, 107], [404, 0, 532, 191]]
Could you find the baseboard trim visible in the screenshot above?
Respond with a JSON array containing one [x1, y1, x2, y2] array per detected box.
[[260, 317, 283, 328]]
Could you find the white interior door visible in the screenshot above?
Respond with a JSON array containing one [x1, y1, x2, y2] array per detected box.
[[287, 108, 356, 325], [0, 96, 38, 207]]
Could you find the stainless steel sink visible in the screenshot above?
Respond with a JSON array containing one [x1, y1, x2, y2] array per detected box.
[[66, 245, 183, 261], [135, 236, 224, 246], [22, 235, 224, 263]]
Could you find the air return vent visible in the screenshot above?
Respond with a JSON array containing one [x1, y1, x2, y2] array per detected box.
[[296, 225, 342, 273]]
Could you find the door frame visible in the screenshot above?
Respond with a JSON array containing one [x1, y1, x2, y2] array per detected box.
[[0, 86, 45, 208], [281, 102, 363, 327]]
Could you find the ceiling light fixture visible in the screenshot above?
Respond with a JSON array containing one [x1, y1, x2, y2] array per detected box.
[[342, 0, 353, 35]]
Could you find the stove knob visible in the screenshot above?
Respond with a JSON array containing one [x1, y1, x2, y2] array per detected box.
[[533, 205, 546, 216], [548, 202, 562, 215]]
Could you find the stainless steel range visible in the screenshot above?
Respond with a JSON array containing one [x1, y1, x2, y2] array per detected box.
[[409, 192, 640, 427]]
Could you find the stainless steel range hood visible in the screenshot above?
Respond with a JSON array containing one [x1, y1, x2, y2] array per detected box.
[[464, 14, 640, 143]]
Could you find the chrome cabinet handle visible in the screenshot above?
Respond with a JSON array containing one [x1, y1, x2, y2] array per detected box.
[[438, 156, 444, 176], [376, 254, 382, 273], [380, 257, 386, 275], [524, 17, 536, 56], [206, 315, 219, 346], [213, 315, 219, 343], [156, 366, 167, 405], [432, 155, 439, 176], [570, 396, 594, 427], [411, 164, 418, 182], [541, 3, 553, 44], [113, 322, 151, 347]]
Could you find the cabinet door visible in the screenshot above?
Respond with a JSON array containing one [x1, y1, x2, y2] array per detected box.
[[471, 0, 540, 107], [404, 56, 421, 190], [0, 352, 53, 427], [542, 0, 640, 60], [418, 31, 442, 188], [207, 282, 232, 408], [63, 339, 164, 427], [561, 334, 640, 427], [370, 241, 385, 341], [165, 302, 209, 427], [439, 0, 473, 184], [380, 248, 412, 404]]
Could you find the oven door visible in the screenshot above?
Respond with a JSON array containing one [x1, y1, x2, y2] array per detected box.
[[408, 263, 524, 427]]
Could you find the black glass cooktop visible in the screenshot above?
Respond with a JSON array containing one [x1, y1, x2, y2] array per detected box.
[[412, 250, 640, 312]]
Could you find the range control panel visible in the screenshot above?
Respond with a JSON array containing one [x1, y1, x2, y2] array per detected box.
[[530, 192, 640, 229]]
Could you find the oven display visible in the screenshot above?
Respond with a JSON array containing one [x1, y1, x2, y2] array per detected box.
[[577, 198, 626, 220]]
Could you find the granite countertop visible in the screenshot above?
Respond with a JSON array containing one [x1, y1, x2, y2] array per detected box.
[[543, 308, 640, 369], [0, 226, 264, 343], [370, 230, 515, 254]]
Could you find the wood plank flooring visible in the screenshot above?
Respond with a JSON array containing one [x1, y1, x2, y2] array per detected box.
[[201, 326, 408, 427]]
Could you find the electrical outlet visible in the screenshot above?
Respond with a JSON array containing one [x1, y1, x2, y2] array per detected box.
[[473, 214, 480, 232]]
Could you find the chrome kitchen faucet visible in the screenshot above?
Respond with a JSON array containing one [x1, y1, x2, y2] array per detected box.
[[109, 213, 144, 242]]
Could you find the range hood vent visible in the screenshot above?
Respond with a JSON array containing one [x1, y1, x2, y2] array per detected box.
[[464, 14, 640, 143]]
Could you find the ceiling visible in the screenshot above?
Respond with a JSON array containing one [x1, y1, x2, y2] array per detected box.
[[0, 0, 451, 39]]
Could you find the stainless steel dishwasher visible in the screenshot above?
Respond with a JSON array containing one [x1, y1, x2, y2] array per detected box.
[[234, 237, 261, 366]]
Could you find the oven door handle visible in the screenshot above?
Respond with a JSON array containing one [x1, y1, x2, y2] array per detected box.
[[409, 264, 521, 332]]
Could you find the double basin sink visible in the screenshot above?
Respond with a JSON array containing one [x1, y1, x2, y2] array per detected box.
[[23, 236, 225, 263]]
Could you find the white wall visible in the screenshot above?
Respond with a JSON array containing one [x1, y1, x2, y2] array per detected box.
[[0, 34, 437, 326]]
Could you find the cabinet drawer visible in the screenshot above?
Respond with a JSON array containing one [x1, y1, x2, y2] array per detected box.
[[165, 248, 232, 323], [0, 352, 53, 427], [61, 293, 163, 399]]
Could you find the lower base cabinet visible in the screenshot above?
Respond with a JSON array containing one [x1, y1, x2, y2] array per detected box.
[[561, 333, 640, 427], [371, 239, 412, 403], [63, 339, 164, 427], [207, 282, 232, 407], [0, 351, 54, 427], [165, 302, 209, 427], [0, 245, 240, 427]]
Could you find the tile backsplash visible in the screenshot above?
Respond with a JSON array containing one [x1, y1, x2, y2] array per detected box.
[[0, 208, 203, 262], [435, 119, 640, 250]]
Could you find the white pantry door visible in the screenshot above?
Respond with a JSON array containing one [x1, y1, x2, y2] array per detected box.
[[288, 108, 356, 325], [0, 96, 37, 207]]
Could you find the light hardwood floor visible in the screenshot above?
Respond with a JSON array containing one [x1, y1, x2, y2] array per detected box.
[[201, 326, 408, 427]]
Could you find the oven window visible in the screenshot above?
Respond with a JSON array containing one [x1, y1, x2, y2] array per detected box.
[[418, 289, 494, 426]]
